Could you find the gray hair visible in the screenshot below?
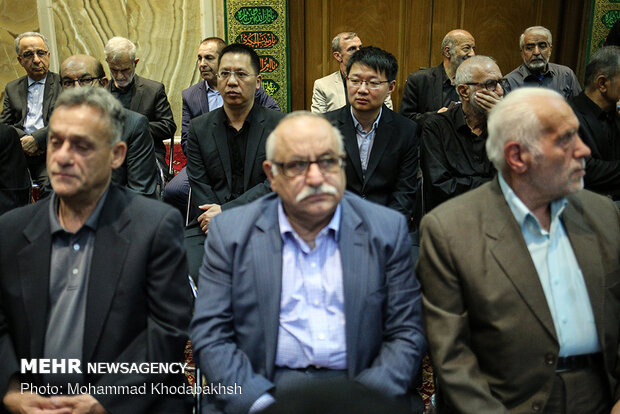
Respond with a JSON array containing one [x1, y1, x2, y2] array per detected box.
[[519, 26, 553, 49], [332, 32, 358, 53], [441, 32, 457, 55], [15, 31, 49, 55], [104, 36, 137, 62], [486, 88, 561, 171], [266, 111, 344, 170], [584, 46, 620, 86], [454, 55, 497, 86], [54, 87, 125, 145]]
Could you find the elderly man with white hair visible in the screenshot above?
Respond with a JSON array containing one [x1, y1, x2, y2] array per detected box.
[[104, 36, 176, 170], [418, 87, 620, 413], [503, 26, 581, 99]]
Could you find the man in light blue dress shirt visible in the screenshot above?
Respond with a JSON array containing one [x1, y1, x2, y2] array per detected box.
[[191, 112, 426, 414], [418, 87, 620, 413]]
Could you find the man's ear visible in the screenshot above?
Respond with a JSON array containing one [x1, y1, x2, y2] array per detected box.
[[442, 45, 451, 59], [333, 51, 343, 63], [263, 160, 275, 182], [596, 74, 609, 94], [388, 80, 396, 94], [111, 141, 127, 169], [457, 84, 469, 100], [256, 74, 262, 91], [504, 141, 528, 174], [133, 58, 140, 67], [100, 77, 109, 88]]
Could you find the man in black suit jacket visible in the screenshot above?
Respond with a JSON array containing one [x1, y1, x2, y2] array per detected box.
[[104, 36, 176, 170], [0, 87, 191, 414], [0, 32, 61, 192], [325, 46, 419, 222], [185, 43, 284, 276], [400, 29, 475, 126], [0, 124, 30, 214], [164, 37, 280, 215]]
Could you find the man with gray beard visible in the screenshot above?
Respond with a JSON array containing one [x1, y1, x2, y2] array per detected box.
[[420, 55, 503, 212]]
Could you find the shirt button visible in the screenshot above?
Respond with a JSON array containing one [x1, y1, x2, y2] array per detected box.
[[72, 268, 79, 275], [313, 300, 319, 306], [553, 279, 559, 286], [532, 401, 542, 412], [318, 333, 325, 340], [311, 262, 316, 268], [544, 353, 555, 366], [562, 317, 568, 324], [73, 243, 80, 251]]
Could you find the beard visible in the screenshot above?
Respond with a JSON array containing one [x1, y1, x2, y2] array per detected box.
[[525, 57, 548, 73]]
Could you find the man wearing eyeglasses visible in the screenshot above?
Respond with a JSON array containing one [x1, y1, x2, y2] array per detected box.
[[420, 55, 503, 212], [311, 32, 392, 113], [184, 43, 284, 277], [191, 111, 426, 414], [48, 54, 158, 197], [324, 46, 419, 229], [0, 31, 61, 196], [503, 26, 581, 99]]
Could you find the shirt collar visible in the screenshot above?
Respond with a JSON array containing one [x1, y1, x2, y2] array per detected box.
[[28, 75, 46, 86], [277, 200, 341, 245], [519, 62, 556, 80], [350, 106, 383, 134], [49, 187, 110, 235], [205, 80, 219, 94], [440, 63, 452, 86], [498, 173, 567, 235]]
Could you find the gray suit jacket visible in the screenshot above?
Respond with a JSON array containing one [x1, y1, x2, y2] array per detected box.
[[190, 192, 426, 414], [311, 71, 393, 113], [0, 72, 61, 167], [417, 178, 620, 413]]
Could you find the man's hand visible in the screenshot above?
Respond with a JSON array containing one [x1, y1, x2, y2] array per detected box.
[[20, 135, 40, 156], [437, 106, 449, 113], [197, 204, 222, 235], [474, 90, 502, 112], [49, 394, 108, 414], [3, 390, 71, 414], [611, 400, 620, 414]]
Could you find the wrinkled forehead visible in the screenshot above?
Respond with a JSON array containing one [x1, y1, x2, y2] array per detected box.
[[523, 30, 551, 45], [198, 41, 220, 57], [62, 59, 94, 77], [19, 36, 46, 51], [454, 34, 475, 48], [275, 117, 339, 159]]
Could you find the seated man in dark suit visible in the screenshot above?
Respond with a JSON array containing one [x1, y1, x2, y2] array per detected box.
[[420, 55, 502, 212], [37, 55, 159, 197], [0, 31, 61, 195], [0, 124, 30, 214], [325, 46, 418, 223], [569, 46, 620, 204], [191, 111, 426, 414], [104, 36, 176, 171], [400, 29, 476, 125], [0, 87, 191, 414], [185, 43, 284, 276], [164, 37, 280, 216]]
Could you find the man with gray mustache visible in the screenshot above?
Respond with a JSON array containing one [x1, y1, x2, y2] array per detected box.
[[191, 111, 427, 414], [503, 26, 581, 99]]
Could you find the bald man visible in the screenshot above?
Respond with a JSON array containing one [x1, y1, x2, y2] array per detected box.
[[400, 29, 476, 125]]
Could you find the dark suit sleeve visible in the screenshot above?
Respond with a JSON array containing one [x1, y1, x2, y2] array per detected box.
[[0, 288, 19, 401], [255, 87, 281, 111], [387, 122, 419, 218], [417, 213, 509, 413], [94, 207, 191, 412], [190, 217, 274, 414], [221, 179, 271, 211], [186, 118, 219, 206], [147, 83, 176, 144], [420, 118, 490, 210], [400, 73, 436, 126], [180, 90, 192, 156], [0, 86, 26, 138], [354, 214, 427, 396], [125, 114, 158, 197]]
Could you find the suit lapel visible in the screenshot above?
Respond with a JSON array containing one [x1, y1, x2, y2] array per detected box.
[[19, 201, 52, 357], [363, 107, 393, 185], [83, 187, 131, 361], [338, 196, 368, 375], [19, 77, 28, 121], [244, 106, 265, 190], [42, 73, 57, 123], [485, 180, 558, 341], [129, 75, 144, 112], [432, 65, 445, 109], [339, 109, 364, 183], [562, 198, 605, 344], [212, 110, 232, 189], [198, 82, 209, 114], [252, 197, 282, 378]]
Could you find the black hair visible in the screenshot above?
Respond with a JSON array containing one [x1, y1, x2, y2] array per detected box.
[[345, 46, 398, 82], [218, 43, 260, 75]]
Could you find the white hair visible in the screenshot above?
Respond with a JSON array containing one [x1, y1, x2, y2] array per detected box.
[[15, 31, 49, 55], [104, 36, 137, 61], [486, 88, 562, 171], [519, 26, 553, 49]]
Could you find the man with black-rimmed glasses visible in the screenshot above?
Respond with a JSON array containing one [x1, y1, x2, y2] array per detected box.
[[184, 43, 284, 277], [420, 55, 503, 212]]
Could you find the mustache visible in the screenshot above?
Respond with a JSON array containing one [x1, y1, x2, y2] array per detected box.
[[295, 184, 338, 202]]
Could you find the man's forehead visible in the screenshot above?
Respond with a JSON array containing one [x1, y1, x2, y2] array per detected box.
[[107, 55, 133, 67], [471, 63, 501, 79], [276, 118, 338, 156], [349, 63, 383, 78], [62, 59, 93, 77], [454, 34, 475, 46], [19, 36, 45, 50], [198, 42, 219, 56], [341, 37, 361, 49], [524, 31, 550, 43]]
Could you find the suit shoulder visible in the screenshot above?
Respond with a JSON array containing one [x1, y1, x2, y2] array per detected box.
[[314, 71, 339, 86], [426, 182, 493, 223], [323, 105, 348, 122], [388, 109, 418, 128], [136, 75, 166, 91], [113, 185, 181, 220], [0, 199, 48, 229], [4, 76, 27, 90], [258, 105, 285, 123]]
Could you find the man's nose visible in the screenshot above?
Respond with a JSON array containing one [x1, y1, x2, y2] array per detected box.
[[305, 162, 325, 187], [574, 134, 591, 159]]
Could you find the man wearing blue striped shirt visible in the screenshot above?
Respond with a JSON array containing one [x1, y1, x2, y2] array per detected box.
[[191, 112, 426, 414]]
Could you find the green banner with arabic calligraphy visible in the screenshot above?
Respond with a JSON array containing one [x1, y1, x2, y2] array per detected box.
[[587, 0, 620, 59], [224, 0, 290, 111]]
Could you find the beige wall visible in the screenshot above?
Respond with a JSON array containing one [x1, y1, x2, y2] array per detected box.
[[1, 0, 224, 136]]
